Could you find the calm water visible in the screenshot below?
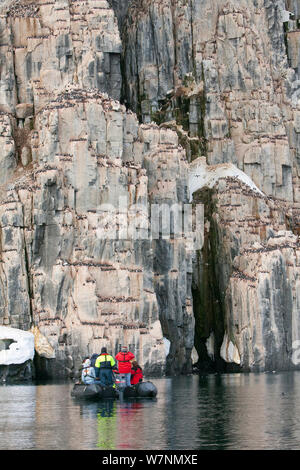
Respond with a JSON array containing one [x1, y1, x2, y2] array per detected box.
[[1, 372, 300, 450]]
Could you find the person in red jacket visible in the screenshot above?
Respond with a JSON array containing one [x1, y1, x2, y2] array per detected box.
[[130, 361, 143, 385], [115, 346, 135, 387]]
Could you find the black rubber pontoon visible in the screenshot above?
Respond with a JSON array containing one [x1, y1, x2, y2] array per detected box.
[[71, 380, 157, 400], [136, 381, 158, 397], [123, 381, 158, 398], [71, 383, 118, 399]]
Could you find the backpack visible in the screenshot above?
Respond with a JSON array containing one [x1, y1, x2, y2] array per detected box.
[[90, 353, 99, 368]]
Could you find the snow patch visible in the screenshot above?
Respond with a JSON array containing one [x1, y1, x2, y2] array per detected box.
[[189, 157, 264, 201], [0, 326, 35, 365]]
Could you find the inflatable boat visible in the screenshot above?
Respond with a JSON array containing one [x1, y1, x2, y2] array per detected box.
[[71, 380, 157, 400], [123, 381, 157, 398], [71, 383, 118, 400]]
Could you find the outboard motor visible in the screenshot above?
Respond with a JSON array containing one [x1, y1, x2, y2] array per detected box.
[[114, 372, 127, 391], [114, 372, 139, 398], [101, 386, 118, 399]]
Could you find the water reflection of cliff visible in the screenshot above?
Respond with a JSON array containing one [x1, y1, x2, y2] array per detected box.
[[4, 375, 300, 449], [0, 385, 36, 450], [26, 375, 300, 450]]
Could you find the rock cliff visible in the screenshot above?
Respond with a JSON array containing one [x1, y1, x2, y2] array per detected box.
[[0, 0, 299, 379], [122, 0, 300, 372]]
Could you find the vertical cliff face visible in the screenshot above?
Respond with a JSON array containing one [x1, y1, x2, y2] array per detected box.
[[0, 89, 194, 377], [0, 0, 299, 378], [0, 0, 194, 378], [123, 0, 295, 199], [122, 0, 300, 372]]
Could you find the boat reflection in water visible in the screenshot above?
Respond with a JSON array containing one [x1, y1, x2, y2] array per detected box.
[[76, 393, 156, 450], [96, 400, 117, 450], [96, 400, 145, 450], [3, 374, 300, 450]]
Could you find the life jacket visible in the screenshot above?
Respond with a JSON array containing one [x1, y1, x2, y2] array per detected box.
[[131, 367, 143, 385], [115, 351, 135, 373], [95, 353, 116, 370], [82, 365, 95, 378]]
